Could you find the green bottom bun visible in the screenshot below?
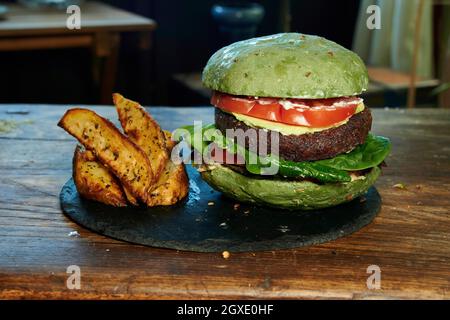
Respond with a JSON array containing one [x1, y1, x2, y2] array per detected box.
[[200, 164, 381, 210]]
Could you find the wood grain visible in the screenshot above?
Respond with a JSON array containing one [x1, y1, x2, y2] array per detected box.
[[0, 2, 157, 37], [0, 105, 449, 299], [0, 35, 94, 51]]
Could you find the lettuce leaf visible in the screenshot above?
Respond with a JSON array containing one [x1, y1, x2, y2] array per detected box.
[[174, 124, 391, 183], [315, 134, 391, 170]]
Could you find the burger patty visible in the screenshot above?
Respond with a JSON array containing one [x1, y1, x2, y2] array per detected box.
[[215, 107, 372, 162]]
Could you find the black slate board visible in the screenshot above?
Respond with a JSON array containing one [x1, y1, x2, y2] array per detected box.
[[60, 165, 381, 252]]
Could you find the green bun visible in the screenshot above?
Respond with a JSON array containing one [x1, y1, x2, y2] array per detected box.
[[202, 33, 368, 99], [200, 165, 380, 210]]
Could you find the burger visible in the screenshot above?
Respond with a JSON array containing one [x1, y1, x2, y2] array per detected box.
[[177, 33, 391, 210]]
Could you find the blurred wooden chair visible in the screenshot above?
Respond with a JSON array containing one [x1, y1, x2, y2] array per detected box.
[[407, 0, 450, 109], [354, 0, 449, 108]]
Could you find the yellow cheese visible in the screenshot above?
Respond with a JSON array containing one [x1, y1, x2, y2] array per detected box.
[[231, 103, 365, 136]]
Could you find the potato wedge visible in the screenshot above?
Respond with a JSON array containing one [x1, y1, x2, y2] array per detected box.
[[163, 130, 177, 152], [73, 145, 127, 207], [58, 108, 154, 204], [123, 186, 139, 206], [113, 93, 169, 181], [146, 160, 189, 207], [145, 127, 188, 206]]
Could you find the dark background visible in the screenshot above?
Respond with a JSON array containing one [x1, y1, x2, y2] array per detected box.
[[0, 0, 361, 106]]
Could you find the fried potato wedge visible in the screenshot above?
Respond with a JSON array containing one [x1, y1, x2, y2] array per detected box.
[[58, 108, 154, 204], [123, 186, 139, 206], [73, 145, 127, 207], [113, 93, 169, 181], [146, 160, 189, 207], [163, 130, 177, 152], [146, 129, 188, 206]]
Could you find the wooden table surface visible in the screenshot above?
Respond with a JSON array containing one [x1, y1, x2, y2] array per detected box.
[[0, 2, 156, 36], [0, 105, 449, 300]]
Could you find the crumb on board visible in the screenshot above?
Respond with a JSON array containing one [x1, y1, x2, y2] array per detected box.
[[222, 251, 230, 259], [68, 231, 80, 237], [393, 183, 407, 190]]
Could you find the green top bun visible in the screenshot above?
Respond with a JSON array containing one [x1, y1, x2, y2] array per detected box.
[[201, 164, 380, 210], [202, 33, 368, 99]]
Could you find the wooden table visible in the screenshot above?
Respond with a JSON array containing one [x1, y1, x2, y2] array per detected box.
[[0, 2, 156, 104], [0, 105, 449, 299]]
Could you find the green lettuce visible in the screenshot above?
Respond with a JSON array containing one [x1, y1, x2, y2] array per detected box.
[[174, 124, 391, 183], [315, 134, 391, 170]]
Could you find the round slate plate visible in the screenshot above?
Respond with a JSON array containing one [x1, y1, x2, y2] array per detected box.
[[60, 165, 381, 252]]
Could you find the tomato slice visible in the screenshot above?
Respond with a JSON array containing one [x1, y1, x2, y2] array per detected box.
[[211, 91, 361, 128], [247, 101, 280, 121], [211, 93, 254, 114], [280, 106, 310, 127], [301, 106, 357, 127]]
